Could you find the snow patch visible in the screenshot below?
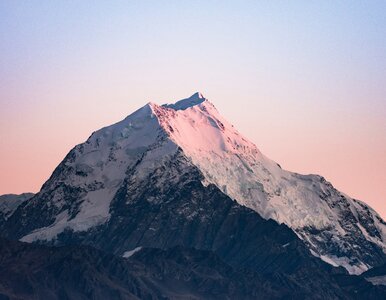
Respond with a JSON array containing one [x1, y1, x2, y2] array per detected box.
[[21, 210, 70, 242], [366, 275, 386, 286], [319, 254, 369, 275], [123, 247, 142, 258]]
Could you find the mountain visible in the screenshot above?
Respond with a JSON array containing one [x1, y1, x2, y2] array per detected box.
[[0, 193, 34, 228], [2, 92, 385, 279], [2, 237, 385, 300]]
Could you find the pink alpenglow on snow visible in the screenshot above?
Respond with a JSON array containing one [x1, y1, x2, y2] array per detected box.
[[19, 93, 386, 275]]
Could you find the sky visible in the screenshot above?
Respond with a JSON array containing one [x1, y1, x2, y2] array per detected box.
[[0, 1, 385, 218]]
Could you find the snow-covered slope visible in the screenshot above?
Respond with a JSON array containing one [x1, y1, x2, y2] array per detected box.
[[158, 93, 386, 274], [18, 103, 179, 241], [5, 92, 385, 275]]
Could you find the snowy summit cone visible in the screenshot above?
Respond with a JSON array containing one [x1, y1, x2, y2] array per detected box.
[[2, 92, 386, 275]]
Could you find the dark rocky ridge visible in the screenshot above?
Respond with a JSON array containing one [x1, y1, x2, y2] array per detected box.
[[0, 238, 276, 300], [0, 193, 34, 229], [1, 238, 385, 300]]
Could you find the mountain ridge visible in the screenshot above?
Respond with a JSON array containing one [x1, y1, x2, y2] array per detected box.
[[2, 237, 385, 299]]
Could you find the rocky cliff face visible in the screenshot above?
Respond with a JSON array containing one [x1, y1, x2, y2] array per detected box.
[[0, 193, 34, 229]]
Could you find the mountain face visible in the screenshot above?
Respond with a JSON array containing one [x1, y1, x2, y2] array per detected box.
[[0, 193, 34, 228], [2, 93, 386, 278], [2, 238, 385, 300], [1, 237, 273, 300]]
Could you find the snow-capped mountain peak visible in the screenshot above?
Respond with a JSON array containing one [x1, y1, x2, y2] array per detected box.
[[149, 94, 386, 274], [9, 93, 386, 275]]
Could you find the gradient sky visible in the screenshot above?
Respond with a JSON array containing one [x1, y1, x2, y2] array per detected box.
[[1, 1, 385, 218]]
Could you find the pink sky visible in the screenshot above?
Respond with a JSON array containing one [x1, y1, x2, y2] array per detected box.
[[1, 2, 385, 218]]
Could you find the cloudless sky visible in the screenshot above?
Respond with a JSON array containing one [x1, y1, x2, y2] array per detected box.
[[1, 1, 385, 217]]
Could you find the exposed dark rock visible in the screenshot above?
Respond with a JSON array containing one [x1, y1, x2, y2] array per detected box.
[[1, 238, 385, 300]]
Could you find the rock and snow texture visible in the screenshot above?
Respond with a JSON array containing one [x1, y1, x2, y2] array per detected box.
[[6, 92, 386, 274], [0, 193, 34, 220], [152, 93, 386, 274], [19, 103, 177, 242]]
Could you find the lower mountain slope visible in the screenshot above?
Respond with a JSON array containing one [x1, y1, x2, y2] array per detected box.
[[0, 238, 276, 300], [1, 238, 385, 300]]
